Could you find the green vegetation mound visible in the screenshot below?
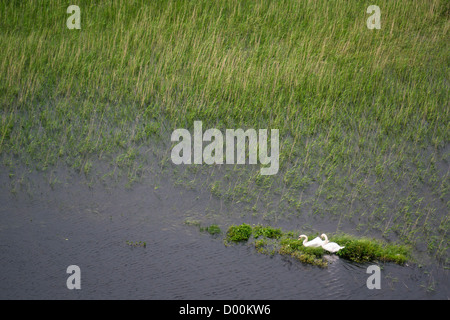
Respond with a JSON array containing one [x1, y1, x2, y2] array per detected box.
[[192, 222, 411, 267]]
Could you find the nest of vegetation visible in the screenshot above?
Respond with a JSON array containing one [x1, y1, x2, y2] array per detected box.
[[188, 221, 410, 267]]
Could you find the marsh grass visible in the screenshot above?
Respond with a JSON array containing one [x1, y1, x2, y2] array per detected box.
[[1, 0, 448, 264]]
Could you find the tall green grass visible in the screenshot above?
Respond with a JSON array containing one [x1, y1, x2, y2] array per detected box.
[[1, 1, 447, 136]]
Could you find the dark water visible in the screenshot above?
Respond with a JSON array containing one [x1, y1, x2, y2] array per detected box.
[[0, 166, 448, 300]]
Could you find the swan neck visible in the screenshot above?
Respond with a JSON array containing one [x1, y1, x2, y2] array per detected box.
[[299, 235, 307, 244]]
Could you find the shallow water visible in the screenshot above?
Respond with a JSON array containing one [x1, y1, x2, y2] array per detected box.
[[0, 166, 448, 300]]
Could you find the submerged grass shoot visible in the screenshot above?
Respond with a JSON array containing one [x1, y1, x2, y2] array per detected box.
[[200, 224, 222, 236], [126, 240, 147, 248]]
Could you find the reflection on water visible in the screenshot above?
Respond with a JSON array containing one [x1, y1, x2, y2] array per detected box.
[[0, 167, 448, 299]]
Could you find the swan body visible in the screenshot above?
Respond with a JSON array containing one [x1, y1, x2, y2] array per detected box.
[[321, 234, 345, 253], [298, 234, 326, 247]]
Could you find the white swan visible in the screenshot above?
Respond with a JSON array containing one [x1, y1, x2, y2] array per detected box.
[[298, 234, 326, 247], [321, 234, 345, 253]]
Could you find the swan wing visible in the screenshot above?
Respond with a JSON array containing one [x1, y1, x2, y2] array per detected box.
[[322, 242, 344, 253], [305, 236, 325, 247]]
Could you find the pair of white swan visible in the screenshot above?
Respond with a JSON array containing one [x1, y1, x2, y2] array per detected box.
[[298, 234, 345, 253]]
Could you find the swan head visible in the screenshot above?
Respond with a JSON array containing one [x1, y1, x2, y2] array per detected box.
[[298, 234, 307, 240], [320, 233, 328, 240]]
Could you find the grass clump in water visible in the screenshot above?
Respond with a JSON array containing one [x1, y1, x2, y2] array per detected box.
[[184, 219, 222, 236], [200, 224, 222, 236], [225, 223, 253, 243], [331, 234, 410, 264], [253, 225, 283, 239]]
